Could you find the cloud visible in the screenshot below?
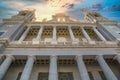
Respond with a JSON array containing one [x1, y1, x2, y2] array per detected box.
[[0, 0, 120, 22], [2, 0, 83, 21]]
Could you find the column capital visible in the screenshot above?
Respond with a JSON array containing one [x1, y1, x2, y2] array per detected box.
[[50, 55, 57, 59], [95, 54, 103, 60], [6, 55, 15, 61], [28, 55, 36, 60], [75, 55, 83, 60]]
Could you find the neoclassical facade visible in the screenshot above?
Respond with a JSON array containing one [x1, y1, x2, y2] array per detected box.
[[0, 10, 120, 80]]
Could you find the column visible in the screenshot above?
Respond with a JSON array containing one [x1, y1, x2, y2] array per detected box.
[[18, 27, 30, 42], [76, 55, 90, 80], [96, 55, 118, 80], [0, 55, 14, 80], [115, 55, 120, 64], [33, 27, 43, 44], [81, 27, 95, 44], [20, 56, 35, 80], [68, 26, 75, 41], [51, 26, 57, 44], [93, 27, 106, 41], [68, 26, 78, 44], [48, 55, 58, 80]]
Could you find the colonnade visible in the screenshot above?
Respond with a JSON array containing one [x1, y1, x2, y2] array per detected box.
[[18, 26, 107, 44], [0, 55, 119, 80]]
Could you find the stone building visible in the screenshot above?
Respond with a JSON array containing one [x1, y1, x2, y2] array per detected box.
[[0, 10, 120, 80]]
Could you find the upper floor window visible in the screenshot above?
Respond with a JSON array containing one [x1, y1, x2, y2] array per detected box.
[[57, 18, 66, 22]]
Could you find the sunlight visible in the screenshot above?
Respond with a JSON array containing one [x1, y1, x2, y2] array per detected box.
[[35, 4, 67, 21]]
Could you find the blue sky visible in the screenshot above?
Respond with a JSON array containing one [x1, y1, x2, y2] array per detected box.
[[0, 0, 120, 22]]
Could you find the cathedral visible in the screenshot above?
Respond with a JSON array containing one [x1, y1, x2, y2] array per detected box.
[[0, 10, 120, 80]]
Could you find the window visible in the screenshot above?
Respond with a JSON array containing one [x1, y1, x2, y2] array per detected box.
[[57, 18, 66, 22], [0, 32, 4, 36], [16, 72, 22, 80], [38, 72, 74, 80], [38, 73, 48, 80], [88, 72, 94, 80], [99, 71, 107, 80], [59, 72, 73, 80]]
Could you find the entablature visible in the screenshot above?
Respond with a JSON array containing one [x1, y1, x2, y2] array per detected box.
[[8, 41, 119, 48], [27, 22, 98, 28]]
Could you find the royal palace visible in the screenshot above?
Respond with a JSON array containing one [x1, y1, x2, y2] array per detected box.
[[0, 10, 120, 80]]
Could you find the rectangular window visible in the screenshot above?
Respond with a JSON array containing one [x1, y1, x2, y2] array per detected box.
[[38, 72, 74, 80], [88, 72, 94, 80], [59, 72, 73, 80], [17, 72, 22, 80], [99, 71, 107, 80], [0, 32, 4, 36], [38, 72, 48, 80]]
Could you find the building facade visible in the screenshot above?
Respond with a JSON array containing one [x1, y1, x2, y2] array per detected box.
[[0, 10, 120, 80]]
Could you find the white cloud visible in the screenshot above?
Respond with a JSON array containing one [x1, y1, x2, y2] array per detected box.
[[3, 0, 83, 21]]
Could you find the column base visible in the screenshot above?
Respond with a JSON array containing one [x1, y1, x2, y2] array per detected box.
[[32, 41, 39, 44], [72, 41, 79, 45], [51, 41, 58, 44], [17, 41, 22, 44], [32, 39, 39, 44], [89, 41, 95, 44]]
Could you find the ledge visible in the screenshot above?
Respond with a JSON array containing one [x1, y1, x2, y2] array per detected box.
[[7, 41, 119, 48]]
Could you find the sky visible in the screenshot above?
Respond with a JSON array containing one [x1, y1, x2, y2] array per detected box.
[[0, 0, 120, 22]]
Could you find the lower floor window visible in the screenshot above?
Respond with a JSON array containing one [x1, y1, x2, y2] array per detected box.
[[17, 72, 22, 80], [59, 72, 73, 80], [38, 72, 73, 80], [99, 71, 107, 80], [88, 72, 94, 80], [38, 73, 48, 80]]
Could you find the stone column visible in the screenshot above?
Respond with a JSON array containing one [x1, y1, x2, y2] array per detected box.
[[33, 27, 43, 44], [68, 26, 78, 44], [96, 55, 118, 80], [51, 26, 57, 44], [18, 27, 30, 43], [20, 56, 35, 80], [48, 55, 58, 80], [76, 55, 90, 80], [93, 28, 106, 41], [0, 55, 14, 80], [115, 55, 120, 64], [81, 27, 95, 44], [68, 26, 75, 41]]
